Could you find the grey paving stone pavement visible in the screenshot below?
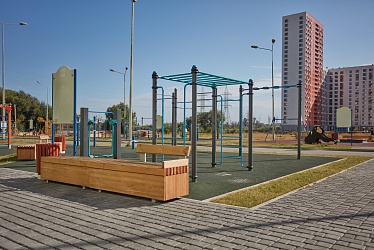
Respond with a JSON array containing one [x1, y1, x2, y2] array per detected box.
[[1, 158, 374, 249]]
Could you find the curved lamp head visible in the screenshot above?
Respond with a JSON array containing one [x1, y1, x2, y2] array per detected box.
[[272, 39, 276, 44], [251, 45, 258, 49], [20, 22, 28, 26]]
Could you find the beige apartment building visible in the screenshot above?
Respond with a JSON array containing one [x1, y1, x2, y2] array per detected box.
[[322, 65, 374, 131]]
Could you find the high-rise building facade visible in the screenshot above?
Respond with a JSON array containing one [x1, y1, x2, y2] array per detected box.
[[281, 12, 324, 129], [322, 65, 374, 130]]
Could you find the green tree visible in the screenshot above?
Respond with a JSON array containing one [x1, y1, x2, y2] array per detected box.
[[0, 89, 49, 131], [186, 110, 225, 133], [106, 102, 136, 134]]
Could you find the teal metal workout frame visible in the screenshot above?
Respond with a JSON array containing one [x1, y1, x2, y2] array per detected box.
[[152, 65, 302, 182]]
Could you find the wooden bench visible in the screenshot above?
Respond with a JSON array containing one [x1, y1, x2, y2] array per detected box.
[[39, 135, 50, 143], [136, 144, 191, 162], [17, 144, 36, 160], [341, 135, 371, 140], [40, 144, 191, 201]]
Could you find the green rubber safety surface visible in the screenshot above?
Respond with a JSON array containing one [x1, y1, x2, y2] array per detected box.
[[186, 151, 340, 200]]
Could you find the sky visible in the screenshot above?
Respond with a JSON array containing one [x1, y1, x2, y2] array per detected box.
[[1, 0, 374, 125]]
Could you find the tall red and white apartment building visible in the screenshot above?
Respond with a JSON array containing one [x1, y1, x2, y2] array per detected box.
[[281, 12, 324, 129]]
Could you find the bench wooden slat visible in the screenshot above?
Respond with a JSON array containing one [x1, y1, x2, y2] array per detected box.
[[136, 144, 191, 157], [39, 135, 50, 140], [162, 158, 189, 169]]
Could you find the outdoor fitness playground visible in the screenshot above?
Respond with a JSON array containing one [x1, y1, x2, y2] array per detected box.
[[1, 65, 372, 203], [1, 140, 344, 201]]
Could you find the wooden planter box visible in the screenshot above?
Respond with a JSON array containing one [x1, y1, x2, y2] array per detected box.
[[40, 156, 189, 201], [17, 144, 36, 160], [36, 143, 61, 174]]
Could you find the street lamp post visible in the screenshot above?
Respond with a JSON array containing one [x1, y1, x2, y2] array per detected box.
[[251, 39, 276, 141], [129, 0, 136, 144], [37, 81, 48, 121], [1, 22, 27, 138], [110, 67, 128, 138]]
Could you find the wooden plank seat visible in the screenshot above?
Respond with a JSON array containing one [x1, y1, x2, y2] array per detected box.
[[39, 135, 50, 143], [40, 155, 189, 201], [341, 135, 371, 141], [136, 143, 191, 162]]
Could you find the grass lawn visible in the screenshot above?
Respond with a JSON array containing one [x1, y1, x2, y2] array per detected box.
[[211, 156, 372, 208]]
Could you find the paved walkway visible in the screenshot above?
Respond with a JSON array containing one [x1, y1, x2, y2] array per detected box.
[[1, 159, 374, 249]]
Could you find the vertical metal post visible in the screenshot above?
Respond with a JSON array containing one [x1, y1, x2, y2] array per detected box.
[[172, 91, 175, 145], [248, 79, 254, 170], [80, 107, 89, 157], [93, 116, 97, 147], [174, 88, 178, 145], [123, 68, 127, 138], [172, 88, 177, 146], [297, 80, 302, 159], [152, 71, 158, 162], [7, 108, 11, 149], [239, 85, 243, 157], [271, 40, 275, 141], [129, 0, 136, 149], [191, 65, 198, 181], [114, 109, 121, 159], [211, 87, 217, 167], [1, 25, 5, 136], [73, 69, 77, 156]]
